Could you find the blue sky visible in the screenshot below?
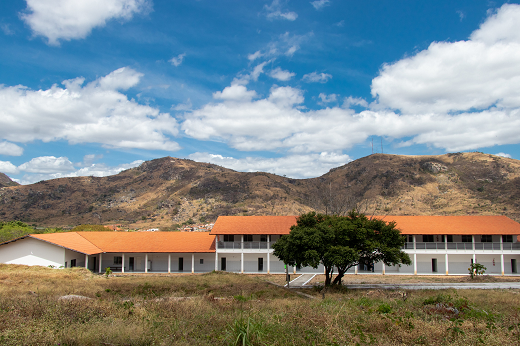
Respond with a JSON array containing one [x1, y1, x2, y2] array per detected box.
[[1, 0, 520, 184]]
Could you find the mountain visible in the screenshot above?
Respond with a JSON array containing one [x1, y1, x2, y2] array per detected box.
[[0, 173, 19, 188], [1, 152, 519, 228]]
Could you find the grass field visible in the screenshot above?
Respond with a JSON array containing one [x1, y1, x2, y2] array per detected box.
[[1, 264, 520, 345]]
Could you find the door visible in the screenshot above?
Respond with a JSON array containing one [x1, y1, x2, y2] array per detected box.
[[179, 257, 183, 271], [129, 257, 134, 271], [221, 257, 226, 271], [258, 258, 263, 272], [432, 258, 438, 273], [512, 259, 517, 274], [91, 257, 97, 272]]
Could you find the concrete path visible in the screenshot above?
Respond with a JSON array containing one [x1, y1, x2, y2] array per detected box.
[[285, 274, 316, 287], [344, 282, 520, 290]]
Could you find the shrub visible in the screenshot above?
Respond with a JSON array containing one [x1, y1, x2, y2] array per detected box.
[[468, 262, 486, 278]]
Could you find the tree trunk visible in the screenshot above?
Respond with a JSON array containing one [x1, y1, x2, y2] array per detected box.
[[332, 269, 346, 285], [324, 266, 333, 286]]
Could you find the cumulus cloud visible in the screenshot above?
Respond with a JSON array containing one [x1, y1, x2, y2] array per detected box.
[[21, 0, 150, 45], [371, 4, 520, 114], [318, 93, 337, 103], [213, 85, 258, 102], [169, 53, 186, 67], [269, 67, 295, 81], [172, 98, 192, 111], [495, 152, 512, 158], [343, 96, 368, 108], [248, 50, 263, 62], [264, 0, 298, 21], [311, 0, 330, 10], [15, 156, 143, 185], [302, 72, 332, 83], [0, 142, 24, 156], [188, 152, 351, 179], [0, 161, 19, 174], [0, 67, 180, 151]]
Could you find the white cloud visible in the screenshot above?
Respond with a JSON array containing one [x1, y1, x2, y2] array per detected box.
[[0, 67, 181, 151], [18, 156, 75, 174], [318, 93, 337, 103], [495, 152, 512, 158], [21, 0, 151, 45], [371, 4, 520, 114], [343, 96, 368, 108], [247, 32, 310, 63], [1, 24, 13, 35], [269, 67, 295, 81], [169, 53, 186, 67], [311, 0, 330, 10], [172, 98, 192, 111], [213, 85, 257, 102], [248, 50, 263, 61], [456, 10, 465, 21], [0, 161, 19, 174], [264, 0, 298, 21], [302, 72, 332, 83], [188, 152, 351, 179], [0, 142, 24, 156], [16, 158, 143, 185]]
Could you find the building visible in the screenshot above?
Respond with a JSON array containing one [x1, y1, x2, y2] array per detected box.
[[2, 215, 520, 276]]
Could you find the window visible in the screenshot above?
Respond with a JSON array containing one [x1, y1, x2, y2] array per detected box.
[[260, 235, 267, 242], [244, 234, 253, 242], [503, 235, 513, 243], [441, 235, 453, 242], [423, 235, 434, 242], [114, 256, 122, 265], [481, 235, 492, 242], [70, 259, 76, 267], [461, 235, 472, 242], [447, 235, 453, 242], [223, 235, 234, 242], [199, 259, 204, 265], [406, 235, 413, 242]]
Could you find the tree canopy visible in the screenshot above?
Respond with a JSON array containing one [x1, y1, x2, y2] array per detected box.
[[272, 211, 411, 285]]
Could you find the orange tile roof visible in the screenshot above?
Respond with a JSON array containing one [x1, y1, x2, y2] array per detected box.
[[374, 215, 520, 235], [31, 232, 102, 255], [211, 215, 520, 236], [211, 215, 298, 235], [29, 232, 215, 254]]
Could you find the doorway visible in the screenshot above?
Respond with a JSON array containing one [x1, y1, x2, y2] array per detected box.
[[512, 259, 517, 274], [179, 257, 184, 271], [432, 258, 438, 273], [258, 258, 263, 272], [221, 257, 227, 271], [129, 257, 134, 271]]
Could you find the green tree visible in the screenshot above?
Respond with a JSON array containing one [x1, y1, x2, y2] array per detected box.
[[272, 211, 411, 286]]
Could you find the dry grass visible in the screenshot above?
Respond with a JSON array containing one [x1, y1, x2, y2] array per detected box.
[[1, 264, 520, 345]]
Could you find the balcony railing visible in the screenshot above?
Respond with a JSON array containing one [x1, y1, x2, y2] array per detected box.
[[403, 242, 520, 251], [243, 242, 269, 250], [218, 241, 270, 250]]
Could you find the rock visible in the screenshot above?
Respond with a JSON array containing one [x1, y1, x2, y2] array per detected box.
[[422, 162, 448, 174], [58, 294, 93, 301]]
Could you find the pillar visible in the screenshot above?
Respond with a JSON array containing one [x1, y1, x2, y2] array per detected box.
[[99, 253, 103, 273], [355, 265, 358, 275], [382, 262, 385, 275], [444, 234, 448, 250], [145, 254, 148, 273], [122, 253, 125, 273], [501, 253, 505, 276], [241, 252, 244, 273], [85, 255, 88, 269], [445, 253, 449, 275], [267, 253, 270, 274], [413, 235, 416, 250], [413, 253, 417, 275], [168, 254, 171, 273], [191, 254, 195, 274], [215, 252, 218, 271], [293, 266, 296, 274]]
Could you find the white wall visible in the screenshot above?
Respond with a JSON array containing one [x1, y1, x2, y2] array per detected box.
[[0, 237, 65, 268]]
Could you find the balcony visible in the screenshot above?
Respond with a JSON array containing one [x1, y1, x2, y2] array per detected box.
[[217, 241, 270, 250], [403, 242, 520, 251]]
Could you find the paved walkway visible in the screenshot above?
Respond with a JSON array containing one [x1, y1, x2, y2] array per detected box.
[[343, 282, 520, 290], [285, 274, 316, 287]]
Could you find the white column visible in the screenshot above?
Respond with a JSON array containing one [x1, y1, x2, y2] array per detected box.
[[215, 252, 218, 271], [145, 253, 148, 273], [99, 253, 103, 273], [473, 253, 476, 264], [472, 235, 475, 250], [382, 262, 385, 275], [413, 235, 416, 250], [355, 265, 358, 275], [501, 253, 505, 276], [413, 253, 417, 275], [267, 253, 270, 274], [241, 252, 244, 273], [293, 266, 296, 274], [85, 254, 89, 269], [168, 254, 171, 273], [445, 253, 449, 275], [500, 235, 504, 251], [122, 253, 125, 273], [444, 235, 447, 250], [191, 254, 194, 274]]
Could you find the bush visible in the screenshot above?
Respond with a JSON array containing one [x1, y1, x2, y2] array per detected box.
[[468, 262, 486, 278]]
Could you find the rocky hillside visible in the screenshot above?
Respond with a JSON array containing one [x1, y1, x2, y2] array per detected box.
[[1, 152, 519, 229], [0, 173, 18, 188]]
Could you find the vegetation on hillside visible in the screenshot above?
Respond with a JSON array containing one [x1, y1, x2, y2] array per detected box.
[[0, 221, 62, 243], [1, 266, 520, 345]]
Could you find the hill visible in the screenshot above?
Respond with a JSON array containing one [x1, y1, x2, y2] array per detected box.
[[0, 173, 18, 188], [0, 152, 519, 228]]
